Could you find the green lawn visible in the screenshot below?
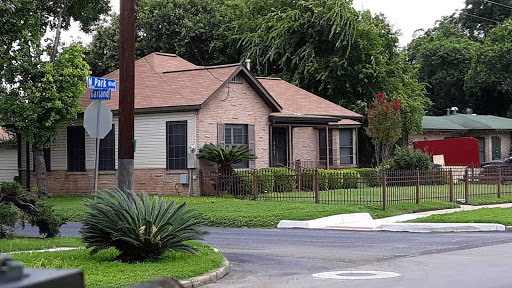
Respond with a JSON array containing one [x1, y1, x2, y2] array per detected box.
[[410, 207, 512, 226], [5, 237, 223, 288], [45, 195, 459, 228]]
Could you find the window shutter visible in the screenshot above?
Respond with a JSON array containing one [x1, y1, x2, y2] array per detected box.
[[217, 123, 225, 147], [248, 124, 255, 168]]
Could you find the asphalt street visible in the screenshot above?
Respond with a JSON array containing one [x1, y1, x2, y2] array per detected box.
[[14, 223, 512, 288]]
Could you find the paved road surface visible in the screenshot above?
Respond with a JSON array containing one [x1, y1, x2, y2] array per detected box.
[[15, 223, 512, 288]]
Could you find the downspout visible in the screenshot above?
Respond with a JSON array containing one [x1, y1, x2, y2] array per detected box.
[[325, 126, 329, 169], [355, 128, 359, 168]]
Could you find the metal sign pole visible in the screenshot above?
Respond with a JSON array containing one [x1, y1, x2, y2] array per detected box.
[[94, 101, 102, 192]]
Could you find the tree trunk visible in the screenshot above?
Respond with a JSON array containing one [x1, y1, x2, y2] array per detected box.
[[32, 145, 49, 199], [50, 5, 65, 62]]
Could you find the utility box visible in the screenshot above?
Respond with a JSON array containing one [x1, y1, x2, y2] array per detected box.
[[187, 152, 197, 169], [179, 174, 188, 184]]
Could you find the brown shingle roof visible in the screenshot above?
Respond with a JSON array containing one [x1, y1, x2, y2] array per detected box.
[[80, 53, 239, 111], [79, 53, 362, 122], [258, 77, 363, 119]]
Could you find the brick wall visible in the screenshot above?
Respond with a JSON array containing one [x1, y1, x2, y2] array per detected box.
[[292, 127, 318, 162], [196, 78, 272, 169], [21, 169, 196, 196]]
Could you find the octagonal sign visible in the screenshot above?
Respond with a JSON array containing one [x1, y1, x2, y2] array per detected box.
[[83, 101, 113, 139]]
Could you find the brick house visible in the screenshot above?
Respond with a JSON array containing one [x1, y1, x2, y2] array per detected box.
[[409, 111, 512, 164], [18, 53, 363, 195]]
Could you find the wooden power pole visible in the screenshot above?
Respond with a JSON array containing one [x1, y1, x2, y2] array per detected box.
[[118, 0, 135, 193]]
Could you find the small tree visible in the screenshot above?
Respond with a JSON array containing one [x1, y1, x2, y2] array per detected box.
[[366, 93, 402, 166], [197, 144, 255, 175]]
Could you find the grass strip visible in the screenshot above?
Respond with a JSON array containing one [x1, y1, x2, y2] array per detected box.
[[409, 207, 512, 226], [10, 240, 223, 288], [45, 196, 459, 228]]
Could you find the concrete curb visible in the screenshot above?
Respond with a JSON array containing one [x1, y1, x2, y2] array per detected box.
[[180, 257, 230, 288]]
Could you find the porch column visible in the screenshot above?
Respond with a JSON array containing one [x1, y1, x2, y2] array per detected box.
[[288, 124, 293, 167], [325, 126, 329, 170]]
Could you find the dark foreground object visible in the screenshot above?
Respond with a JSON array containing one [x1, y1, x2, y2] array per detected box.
[[3, 268, 83, 288]]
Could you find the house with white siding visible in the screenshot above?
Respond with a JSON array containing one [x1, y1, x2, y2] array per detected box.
[[0, 127, 17, 182], [17, 53, 363, 195]]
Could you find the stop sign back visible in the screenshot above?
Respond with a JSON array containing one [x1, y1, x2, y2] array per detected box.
[[83, 101, 113, 139]]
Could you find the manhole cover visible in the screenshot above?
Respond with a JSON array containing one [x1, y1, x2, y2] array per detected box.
[[312, 270, 400, 280]]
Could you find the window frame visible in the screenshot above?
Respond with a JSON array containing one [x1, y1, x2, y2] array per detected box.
[[67, 126, 86, 172], [339, 129, 354, 165], [319, 128, 333, 166], [225, 124, 249, 168], [166, 121, 188, 170], [98, 125, 115, 171]]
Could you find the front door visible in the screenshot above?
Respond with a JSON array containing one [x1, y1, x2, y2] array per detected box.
[[271, 127, 288, 167]]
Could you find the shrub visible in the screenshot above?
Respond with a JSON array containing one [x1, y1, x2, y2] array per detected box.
[[260, 168, 296, 192], [80, 188, 208, 263], [318, 170, 361, 190], [0, 181, 62, 238], [354, 168, 381, 187], [388, 148, 432, 170]]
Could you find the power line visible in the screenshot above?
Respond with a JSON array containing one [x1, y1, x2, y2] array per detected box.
[[460, 11, 503, 24], [483, 0, 512, 10]]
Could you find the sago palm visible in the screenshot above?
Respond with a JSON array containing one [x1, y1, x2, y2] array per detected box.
[[80, 188, 208, 262], [197, 144, 255, 174]]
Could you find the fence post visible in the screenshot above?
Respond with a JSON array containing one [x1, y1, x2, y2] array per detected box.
[[498, 167, 502, 198], [416, 170, 420, 204], [252, 170, 257, 200], [464, 168, 469, 204], [382, 171, 387, 211], [314, 169, 319, 203], [449, 169, 454, 203]]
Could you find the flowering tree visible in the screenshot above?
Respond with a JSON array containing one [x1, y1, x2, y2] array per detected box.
[[365, 93, 402, 166]]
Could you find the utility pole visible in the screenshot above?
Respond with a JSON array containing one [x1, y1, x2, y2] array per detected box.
[[118, 0, 135, 193]]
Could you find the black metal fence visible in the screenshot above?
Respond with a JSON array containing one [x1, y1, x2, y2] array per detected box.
[[199, 167, 512, 210]]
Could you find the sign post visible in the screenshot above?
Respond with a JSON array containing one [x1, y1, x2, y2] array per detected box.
[[84, 77, 116, 192]]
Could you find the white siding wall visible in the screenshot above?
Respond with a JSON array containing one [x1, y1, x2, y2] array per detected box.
[[0, 148, 17, 181], [21, 112, 196, 171], [134, 112, 196, 169]]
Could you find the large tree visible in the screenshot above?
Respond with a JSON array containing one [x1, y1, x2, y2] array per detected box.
[[451, 0, 512, 37], [86, 0, 235, 76], [408, 22, 479, 116], [0, 0, 109, 197]]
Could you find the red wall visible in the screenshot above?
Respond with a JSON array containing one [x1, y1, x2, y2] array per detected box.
[[413, 137, 480, 168]]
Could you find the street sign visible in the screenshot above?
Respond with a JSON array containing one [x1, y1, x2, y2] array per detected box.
[[90, 89, 111, 100], [83, 101, 113, 139], [86, 76, 116, 91]]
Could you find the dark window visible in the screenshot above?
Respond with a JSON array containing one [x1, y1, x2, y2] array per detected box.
[[339, 129, 353, 164], [99, 126, 115, 170], [67, 126, 85, 172], [492, 136, 501, 160], [476, 137, 485, 163], [319, 129, 333, 166], [225, 124, 248, 168], [167, 122, 187, 170]]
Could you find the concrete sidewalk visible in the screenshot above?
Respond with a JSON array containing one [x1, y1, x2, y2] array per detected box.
[[277, 203, 512, 232]]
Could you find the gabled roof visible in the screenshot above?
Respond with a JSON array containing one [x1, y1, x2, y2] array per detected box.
[[422, 114, 512, 131], [258, 77, 363, 120], [80, 53, 281, 113], [79, 53, 361, 122]]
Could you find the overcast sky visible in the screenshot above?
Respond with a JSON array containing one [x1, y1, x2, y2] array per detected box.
[[61, 0, 466, 49]]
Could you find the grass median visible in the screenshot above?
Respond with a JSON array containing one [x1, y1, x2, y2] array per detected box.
[[45, 196, 459, 228], [3, 237, 224, 288]]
